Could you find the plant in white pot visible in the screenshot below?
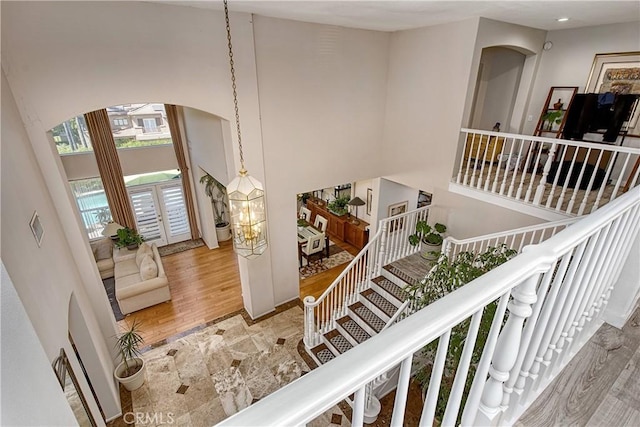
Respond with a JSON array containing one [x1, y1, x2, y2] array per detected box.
[[113, 319, 146, 391], [408, 221, 447, 260], [200, 173, 231, 242]]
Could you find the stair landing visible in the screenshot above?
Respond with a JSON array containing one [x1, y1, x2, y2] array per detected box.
[[385, 253, 434, 285]]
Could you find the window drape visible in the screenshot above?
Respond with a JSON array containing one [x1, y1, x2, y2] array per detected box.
[[84, 109, 136, 230], [165, 104, 200, 240]]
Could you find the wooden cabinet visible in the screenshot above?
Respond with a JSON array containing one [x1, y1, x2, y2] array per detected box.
[[305, 198, 369, 250], [328, 215, 347, 241], [344, 222, 369, 248]]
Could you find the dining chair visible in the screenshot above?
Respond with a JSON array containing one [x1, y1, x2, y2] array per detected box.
[[314, 215, 328, 233], [299, 206, 311, 221], [300, 232, 325, 268]]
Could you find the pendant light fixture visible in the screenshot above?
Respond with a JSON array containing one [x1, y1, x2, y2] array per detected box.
[[223, 0, 268, 258]]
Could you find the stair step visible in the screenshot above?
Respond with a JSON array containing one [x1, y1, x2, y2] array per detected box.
[[362, 288, 398, 319], [310, 343, 336, 365], [349, 302, 385, 333], [324, 330, 354, 354], [336, 316, 371, 344], [372, 276, 409, 303], [383, 264, 421, 286]]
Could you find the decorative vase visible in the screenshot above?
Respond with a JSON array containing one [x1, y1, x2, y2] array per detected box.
[[553, 99, 563, 110]]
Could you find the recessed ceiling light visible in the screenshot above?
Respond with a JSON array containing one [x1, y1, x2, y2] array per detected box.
[[557, 17, 570, 22]]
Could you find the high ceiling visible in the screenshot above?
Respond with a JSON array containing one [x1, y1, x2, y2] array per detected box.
[[150, 1, 640, 32]]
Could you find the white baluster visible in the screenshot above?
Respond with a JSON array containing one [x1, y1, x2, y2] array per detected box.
[[353, 385, 366, 427], [476, 273, 538, 426], [566, 156, 591, 213], [533, 143, 556, 205], [390, 356, 413, 426], [591, 151, 619, 213]]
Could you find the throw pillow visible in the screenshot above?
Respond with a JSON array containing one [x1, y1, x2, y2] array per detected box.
[[139, 254, 158, 280], [135, 243, 153, 267], [94, 238, 112, 261]]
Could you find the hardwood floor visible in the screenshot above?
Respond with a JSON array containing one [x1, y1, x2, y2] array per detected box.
[[116, 235, 360, 346], [116, 240, 244, 345], [518, 306, 640, 426], [299, 237, 361, 301]]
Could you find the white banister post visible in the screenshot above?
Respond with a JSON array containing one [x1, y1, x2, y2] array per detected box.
[[376, 221, 389, 276], [303, 296, 316, 348], [533, 143, 556, 205], [476, 273, 539, 426]]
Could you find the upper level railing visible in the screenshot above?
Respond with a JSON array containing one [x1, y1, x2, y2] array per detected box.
[[443, 217, 579, 258], [303, 205, 429, 348], [220, 187, 640, 427], [454, 129, 640, 216]]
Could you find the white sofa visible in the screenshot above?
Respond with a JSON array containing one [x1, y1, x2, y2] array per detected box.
[[90, 238, 114, 279], [114, 243, 170, 315]]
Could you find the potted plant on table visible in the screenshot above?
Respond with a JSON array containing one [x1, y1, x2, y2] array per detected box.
[[408, 221, 447, 260], [200, 173, 231, 242], [327, 196, 350, 216], [114, 227, 144, 250], [113, 319, 146, 391]]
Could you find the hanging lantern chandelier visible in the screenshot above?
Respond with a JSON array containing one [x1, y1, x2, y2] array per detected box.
[[223, 0, 268, 258]]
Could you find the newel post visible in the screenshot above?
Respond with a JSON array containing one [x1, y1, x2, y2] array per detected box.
[[476, 273, 539, 425], [533, 143, 557, 205], [303, 296, 316, 348]]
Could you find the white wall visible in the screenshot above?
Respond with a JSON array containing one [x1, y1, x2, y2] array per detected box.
[[182, 107, 231, 249], [352, 179, 373, 226], [61, 145, 178, 180], [253, 16, 390, 305], [370, 178, 419, 235], [381, 18, 547, 239], [473, 47, 526, 132], [1, 72, 119, 421], [1, 263, 79, 426]]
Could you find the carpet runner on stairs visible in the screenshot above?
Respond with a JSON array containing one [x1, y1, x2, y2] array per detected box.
[[307, 260, 417, 381]]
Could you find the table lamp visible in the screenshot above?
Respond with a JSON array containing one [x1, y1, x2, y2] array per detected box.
[[348, 197, 366, 225], [101, 221, 124, 240]]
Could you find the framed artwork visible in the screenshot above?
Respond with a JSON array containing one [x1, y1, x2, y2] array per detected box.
[[586, 52, 640, 95], [388, 201, 408, 232], [586, 52, 640, 136], [366, 188, 372, 215], [417, 190, 432, 208], [30, 211, 44, 247]]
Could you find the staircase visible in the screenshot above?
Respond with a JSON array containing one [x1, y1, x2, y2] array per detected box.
[[303, 207, 579, 419], [309, 260, 421, 366]]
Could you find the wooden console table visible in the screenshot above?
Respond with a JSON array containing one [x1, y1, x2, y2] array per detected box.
[[306, 198, 369, 250]]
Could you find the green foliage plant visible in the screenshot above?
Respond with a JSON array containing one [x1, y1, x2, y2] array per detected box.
[[542, 110, 563, 130], [115, 319, 145, 377], [327, 196, 350, 216], [408, 221, 447, 246], [406, 244, 518, 420], [115, 227, 144, 248], [199, 173, 229, 227]]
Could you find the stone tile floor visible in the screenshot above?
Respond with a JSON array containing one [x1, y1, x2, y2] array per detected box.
[[119, 305, 349, 426]]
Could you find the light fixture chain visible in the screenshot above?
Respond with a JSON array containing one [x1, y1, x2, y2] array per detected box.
[[224, 0, 245, 170]]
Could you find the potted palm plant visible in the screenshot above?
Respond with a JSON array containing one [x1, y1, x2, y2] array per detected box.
[[408, 221, 447, 260], [113, 319, 146, 391], [200, 173, 231, 241]]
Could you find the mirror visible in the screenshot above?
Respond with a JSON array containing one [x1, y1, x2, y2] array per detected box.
[[52, 348, 96, 427]]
